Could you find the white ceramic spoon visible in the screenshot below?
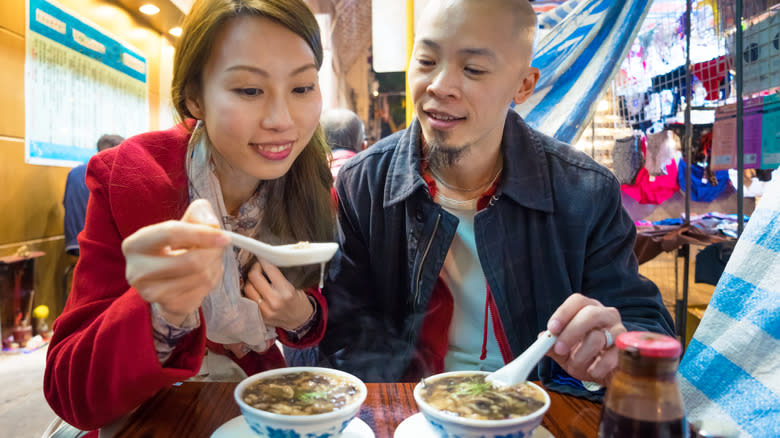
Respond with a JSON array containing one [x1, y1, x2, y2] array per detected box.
[[224, 230, 339, 267], [486, 330, 558, 387]]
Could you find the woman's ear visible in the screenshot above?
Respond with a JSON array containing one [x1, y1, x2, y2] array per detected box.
[[513, 67, 540, 105], [184, 82, 204, 120]]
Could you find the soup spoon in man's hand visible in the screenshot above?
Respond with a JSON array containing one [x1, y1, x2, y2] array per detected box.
[[486, 331, 558, 387]]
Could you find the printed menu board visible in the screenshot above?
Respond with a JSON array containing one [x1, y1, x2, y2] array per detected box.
[[25, 0, 148, 167]]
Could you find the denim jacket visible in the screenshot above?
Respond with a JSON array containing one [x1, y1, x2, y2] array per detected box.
[[321, 111, 674, 395]]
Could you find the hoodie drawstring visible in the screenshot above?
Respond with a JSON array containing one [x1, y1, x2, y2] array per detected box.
[[480, 287, 490, 360]]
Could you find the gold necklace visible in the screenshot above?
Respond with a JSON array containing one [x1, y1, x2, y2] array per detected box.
[[429, 165, 502, 193]]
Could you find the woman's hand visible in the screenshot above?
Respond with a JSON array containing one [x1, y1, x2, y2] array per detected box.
[[122, 199, 229, 326], [243, 259, 314, 331], [545, 293, 627, 386]]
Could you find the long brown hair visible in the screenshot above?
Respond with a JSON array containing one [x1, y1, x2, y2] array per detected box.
[[171, 0, 334, 288]]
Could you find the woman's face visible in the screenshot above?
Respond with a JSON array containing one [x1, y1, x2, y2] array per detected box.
[[186, 16, 322, 189]]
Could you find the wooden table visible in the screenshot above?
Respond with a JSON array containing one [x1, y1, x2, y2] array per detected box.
[[115, 382, 601, 438]]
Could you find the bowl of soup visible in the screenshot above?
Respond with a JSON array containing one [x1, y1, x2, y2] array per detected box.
[[413, 370, 550, 438], [234, 366, 367, 437]]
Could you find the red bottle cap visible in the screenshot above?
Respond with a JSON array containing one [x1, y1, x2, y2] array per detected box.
[[616, 331, 682, 358]]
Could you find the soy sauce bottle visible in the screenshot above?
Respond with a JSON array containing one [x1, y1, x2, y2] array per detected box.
[[599, 331, 688, 438]]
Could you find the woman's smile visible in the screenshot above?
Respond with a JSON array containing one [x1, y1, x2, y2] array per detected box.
[[251, 141, 295, 161]]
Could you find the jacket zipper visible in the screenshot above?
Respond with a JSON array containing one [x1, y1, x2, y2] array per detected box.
[[482, 193, 510, 361], [414, 213, 441, 308]]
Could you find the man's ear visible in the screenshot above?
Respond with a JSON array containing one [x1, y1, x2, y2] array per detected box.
[[184, 82, 204, 120], [512, 67, 540, 106]]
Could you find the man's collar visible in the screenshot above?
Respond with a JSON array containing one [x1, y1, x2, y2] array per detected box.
[[499, 111, 555, 213], [385, 111, 554, 213]]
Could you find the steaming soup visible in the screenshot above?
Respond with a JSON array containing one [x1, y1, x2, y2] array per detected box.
[[242, 371, 361, 415], [420, 374, 546, 420]]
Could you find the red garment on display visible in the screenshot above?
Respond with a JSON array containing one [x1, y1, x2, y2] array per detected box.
[[621, 163, 680, 205], [44, 123, 327, 432], [692, 56, 731, 101], [621, 136, 680, 205]]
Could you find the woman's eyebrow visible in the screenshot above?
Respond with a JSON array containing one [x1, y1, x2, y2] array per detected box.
[[225, 63, 318, 76]]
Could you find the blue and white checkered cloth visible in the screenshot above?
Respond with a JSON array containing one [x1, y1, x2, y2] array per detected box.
[[679, 177, 780, 437]]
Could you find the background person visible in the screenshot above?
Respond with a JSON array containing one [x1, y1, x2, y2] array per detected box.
[[44, 0, 334, 432], [320, 0, 674, 398], [282, 107, 366, 367], [62, 134, 124, 256], [321, 108, 367, 180]]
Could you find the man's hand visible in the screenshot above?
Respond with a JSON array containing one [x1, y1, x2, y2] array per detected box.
[[545, 293, 626, 386], [122, 199, 229, 326]]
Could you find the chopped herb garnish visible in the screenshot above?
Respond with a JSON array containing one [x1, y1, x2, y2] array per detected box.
[[454, 380, 494, 396], [296, 391, 328, 403]]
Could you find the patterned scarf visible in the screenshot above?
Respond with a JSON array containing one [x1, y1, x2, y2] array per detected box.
[[185, 123, 276, 352]]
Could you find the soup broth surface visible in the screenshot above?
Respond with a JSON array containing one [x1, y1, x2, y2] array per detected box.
[[421, 374, 545, 420], [243, 371, 361, 415]]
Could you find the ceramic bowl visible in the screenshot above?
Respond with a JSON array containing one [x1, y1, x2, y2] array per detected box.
[[234, 366, 367, 438], [413, 370, 551, 438]]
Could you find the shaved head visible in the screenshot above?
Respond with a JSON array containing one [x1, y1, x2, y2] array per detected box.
[[475, 0, 537, 35], [409, 0, 541, 168], [419, 0, 537, 64]]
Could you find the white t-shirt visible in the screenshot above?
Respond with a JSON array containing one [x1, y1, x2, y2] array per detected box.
[[437, 194, 505, 372]]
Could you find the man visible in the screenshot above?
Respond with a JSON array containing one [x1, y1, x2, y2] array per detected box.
[[321, 108, 367, 180], [63, 134, 124, 256], [320, 0, 674, 397]]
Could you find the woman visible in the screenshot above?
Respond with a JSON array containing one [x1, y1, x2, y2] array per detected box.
[[44, 0, 334, 431]]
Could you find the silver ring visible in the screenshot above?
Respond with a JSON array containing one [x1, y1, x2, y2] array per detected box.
[[603, 329, 614, 349]]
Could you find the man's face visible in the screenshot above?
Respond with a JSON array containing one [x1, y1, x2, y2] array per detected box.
[[408, 0, 538, 166]]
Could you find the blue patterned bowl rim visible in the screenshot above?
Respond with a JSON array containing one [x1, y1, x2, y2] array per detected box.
[[413, 370, 551, 428], [235, 366, 368, 423]]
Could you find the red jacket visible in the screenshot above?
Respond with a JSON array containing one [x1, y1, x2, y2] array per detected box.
[[44, 123, 326, 431]]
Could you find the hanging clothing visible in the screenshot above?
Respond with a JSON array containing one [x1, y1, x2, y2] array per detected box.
[[621, 135, 680, 205], [760, 94, 780, 168], [711, 97, 764, 171], [612, 134, 645, 184], [728, 169, 774, 198], [622, 161, 680, 205], [695, 0, 720, 36], [650, 65, 688, 95], [618, 93, 647, 121], [691, 56, 731, 101], [645, 130, 679, 177], [666, 123, 713, 164], [677, 159, 732, 202], [650, 66, 690, 116]]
